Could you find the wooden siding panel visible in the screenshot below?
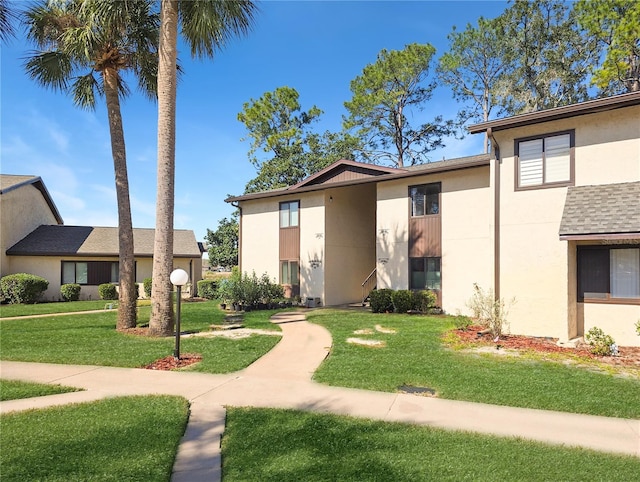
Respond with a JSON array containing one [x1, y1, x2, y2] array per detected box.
[[409, 216, 441, 257], [310, 166, 388, 186], [279, 227, 300, 259]]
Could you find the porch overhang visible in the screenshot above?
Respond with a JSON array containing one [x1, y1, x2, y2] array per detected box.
[[559, 181, 640, 242]]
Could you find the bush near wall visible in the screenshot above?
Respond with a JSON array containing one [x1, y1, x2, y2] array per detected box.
[[369, 289, 394, 313], [0, 273, 49, 304], [197, 280, 218, 299], [369, 288, 438, 314], [143, 278, 152, 298], [60, 283, 81, 302], [98, 283, 118, 300]]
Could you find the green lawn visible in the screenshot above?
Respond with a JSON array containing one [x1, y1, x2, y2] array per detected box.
[[222, 407, 640, 482], [0, 379, 79, 401], [0, 301, 280, 372], [0, 396, 188, 481], [308, 310, 640, 419], [0, 300, 123, 318]]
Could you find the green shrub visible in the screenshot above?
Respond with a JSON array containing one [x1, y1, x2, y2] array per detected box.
[[143, 278, 152, 298], [412, 290, 437, 312], [259, 272, 283, 303], [585, 327, 615, 356], [369, 289, 394, 313], [60, 283, 81, 302], [391, 290, 413, 314], [635, 320, 640, 337], [467, 283, 512, 338], [197, 279, 218, 299], [98, 283, 118, 301], [453, 314, 473, 330], [0, 273, 49, 304]]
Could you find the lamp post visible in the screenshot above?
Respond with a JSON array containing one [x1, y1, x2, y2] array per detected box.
[[170, 268, 189, 360]]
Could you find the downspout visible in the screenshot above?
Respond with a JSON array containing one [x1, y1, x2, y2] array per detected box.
[[231, 201, 242, 273], [488, 127, 501, 301]]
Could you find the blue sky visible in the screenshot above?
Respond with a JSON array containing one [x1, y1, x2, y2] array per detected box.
[[1, 1, 507, 243]]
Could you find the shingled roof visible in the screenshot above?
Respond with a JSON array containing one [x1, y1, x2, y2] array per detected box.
[[6, 225, 201, 257], [559, 182, 640, 239]]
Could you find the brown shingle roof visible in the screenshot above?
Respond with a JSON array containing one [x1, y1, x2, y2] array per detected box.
[[559, 182, 640, 237], [6, 225, 201, 257]]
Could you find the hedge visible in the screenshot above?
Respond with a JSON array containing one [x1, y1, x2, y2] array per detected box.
[[0, 273, 49, 304]]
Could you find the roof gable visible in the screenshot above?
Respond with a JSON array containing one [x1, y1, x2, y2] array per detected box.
[[0, 174, 64, 224], [290, 160, 403, 189]]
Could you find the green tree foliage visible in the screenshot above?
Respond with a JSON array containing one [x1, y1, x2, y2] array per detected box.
[[205, 215, 239, 269], [437, 17, 509, 152], [575, 0, 640, 94], [238, 86, 359, 193], [496, 0, 596, 114], [344, 43, 455, 168], [24, 0, 160, 330]]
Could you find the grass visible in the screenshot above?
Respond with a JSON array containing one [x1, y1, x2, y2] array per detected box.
[[0, 300, 123, 318], [0, 379, 80, 401], [0, 300, 280, 373], [222, 407, 640, 482], [0, 395, 188, 481], [308, 309, 640, 419]]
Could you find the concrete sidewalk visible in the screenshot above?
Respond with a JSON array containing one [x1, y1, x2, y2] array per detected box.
[[1, 311, 639, 481]]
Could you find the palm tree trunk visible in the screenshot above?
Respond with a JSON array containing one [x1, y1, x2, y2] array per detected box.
[[103, 67, 137, 330], [149, 0, 179, 336]]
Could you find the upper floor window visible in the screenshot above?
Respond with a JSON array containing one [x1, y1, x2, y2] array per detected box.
[[410, 183, 440, 217], [280, 201, 299, 228], [515, 130, 574, 189]]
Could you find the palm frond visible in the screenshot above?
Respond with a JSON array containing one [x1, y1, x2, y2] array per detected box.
[[71, 72, 100, 109], [0, 0, 19, 42], [179, 0, 258, 58], [23, 50, 73, 91]]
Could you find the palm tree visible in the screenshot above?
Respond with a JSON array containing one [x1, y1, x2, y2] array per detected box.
[[24, 0, 159, 331], [0, 0, 18, 42], [149, 0, 257, 336]]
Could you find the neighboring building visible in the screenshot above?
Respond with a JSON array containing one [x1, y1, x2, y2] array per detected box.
[[228, 92, 640, 346], [1, 175, 203, 300]]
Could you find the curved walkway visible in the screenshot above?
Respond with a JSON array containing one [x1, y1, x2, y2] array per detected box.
[[1, 311, 639, 481]]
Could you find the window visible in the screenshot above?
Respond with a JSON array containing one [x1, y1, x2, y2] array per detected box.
[[578, 247, 640, 302], [280, 260, 299, 285], [61, 261, 119, 285], [280, 201, 299, 227], [410, 183, 440, 216], [516, 131, 573, 189], [410, 257, 441, 290]]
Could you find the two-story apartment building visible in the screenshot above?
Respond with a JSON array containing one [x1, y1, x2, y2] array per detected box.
[[227, 92, 640, 346]]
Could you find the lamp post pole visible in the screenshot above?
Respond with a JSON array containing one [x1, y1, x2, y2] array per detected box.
[[170, 269, 189, 361]]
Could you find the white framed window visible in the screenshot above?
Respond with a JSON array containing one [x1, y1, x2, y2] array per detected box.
[[280, 201, 299, 227], [516, 131, 573, 189]]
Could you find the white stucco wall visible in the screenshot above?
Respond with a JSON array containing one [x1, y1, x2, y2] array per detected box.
[[299, 193, 325, 304], [324, 184, 376, 306], [493, 105, 640, 341], [1, 184, 59, 277], [239, 199, 281, 280], [581, 303, 640, 348], [376, 166, 492, 315]]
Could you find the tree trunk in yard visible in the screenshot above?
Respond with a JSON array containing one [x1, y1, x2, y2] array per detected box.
[[103, 66, 137, 330], [149, 0, 179, 336]]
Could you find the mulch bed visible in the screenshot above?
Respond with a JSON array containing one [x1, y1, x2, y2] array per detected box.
[[450, 325, 640, 371], [143, 353, 202, 370]]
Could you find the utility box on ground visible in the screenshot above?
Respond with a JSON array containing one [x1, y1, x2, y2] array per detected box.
[[306, 297, 322, 308]]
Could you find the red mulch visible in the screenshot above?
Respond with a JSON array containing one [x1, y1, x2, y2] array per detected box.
[[449, 325, 640, 371], [143, 353, 203, 370]]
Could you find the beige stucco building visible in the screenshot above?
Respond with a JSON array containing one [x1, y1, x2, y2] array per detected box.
[[1, 175, 203, 301], [229, 92, 640, 347]]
